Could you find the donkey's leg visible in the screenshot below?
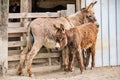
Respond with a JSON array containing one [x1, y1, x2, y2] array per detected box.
[[85, 48, 91, 68], [17, 47, 28, 75], [76, 49, 84, 74], [68, 50, 75, 72], [91, 45, 96, 69], [26, 40, 43, 77], [82, 49, 87, 70], [62, 47, 69, 71]]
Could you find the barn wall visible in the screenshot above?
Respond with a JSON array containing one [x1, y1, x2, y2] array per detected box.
[[9, 0, 20, 6], [86, 0, 120, 67], [117, 0, 120, 65], [32, 0, 75, 8]]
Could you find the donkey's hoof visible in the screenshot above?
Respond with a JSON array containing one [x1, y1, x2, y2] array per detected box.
[[62, 65, 68, 71], [31, 74, 35, 78], [91, 67, 94, 70], [17, 71, 23, 76], [68, 67, 74, 72], [81, 71, 84, 74], [64, 67, 68, 71], [23, 70, 31, 77]]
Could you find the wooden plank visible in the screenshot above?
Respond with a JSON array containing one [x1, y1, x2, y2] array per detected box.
[[8, 59, 47, 65], [21, 0, 30, 28], [0, 0, 9, 69], [8, 13, 26, 18], [8, 50, 22, 56], [8, 27, 27, 33], [21, 0, 29, 12], [8, 12, 61, 19], [32, 59, 48, 64], [8, 33, 23, 37], [48, 58, 52, 66], [60, 10, 67, 17], [26, 12, 60, 18], [7, 65, 61, 75], [8, 53, 60, 61], [81, 0, 86, 8], [76, 0, 81, 11], [8, 22, 21, 27], [8, 41, 26, 47], [67, 4, 75, 16]]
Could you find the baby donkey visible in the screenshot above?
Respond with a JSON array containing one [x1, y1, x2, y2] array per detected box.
[[54, 23, 99, 73]]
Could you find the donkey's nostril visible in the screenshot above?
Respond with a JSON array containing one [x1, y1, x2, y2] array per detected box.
[[55, 47, 59, 50]]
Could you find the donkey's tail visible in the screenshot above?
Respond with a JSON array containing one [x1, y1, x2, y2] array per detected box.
[[26, 22, 32, 51]]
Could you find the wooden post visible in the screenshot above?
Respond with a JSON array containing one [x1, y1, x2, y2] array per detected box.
[[21, 0, 32, 12], [0, 0, 1, 24], [21, 0, 31, 27], [67, 4, 75, 16], [81, 0, 86, 9], [20, 0, 31, 50], [20, 0, 31, 30], [0, 0, 9, 72], [76, 0, 81, 11]]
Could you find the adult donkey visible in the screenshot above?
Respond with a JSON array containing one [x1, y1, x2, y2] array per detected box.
[[17, 1, 97, 77]]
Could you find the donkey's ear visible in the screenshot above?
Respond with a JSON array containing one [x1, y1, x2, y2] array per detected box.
[[92, 1, 97, 8], [86, 2, 93, 11], [53, 24, 60, 30], [87, 1, 97, 11], [60, 24, 65, 33], [93, 1, 97, 5]]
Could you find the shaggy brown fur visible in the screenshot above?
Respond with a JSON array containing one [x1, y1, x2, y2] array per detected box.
[[54, 23, 99, 73]]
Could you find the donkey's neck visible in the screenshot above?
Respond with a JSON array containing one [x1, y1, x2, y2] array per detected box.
[[67, 11, 84, 26], [65, 28, 76, 44]]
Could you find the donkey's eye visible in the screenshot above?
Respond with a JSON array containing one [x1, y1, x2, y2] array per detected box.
[[58, 36, 62, 40], [55, 37, 61, 42], [89, 15, 92, 17], [56, 39, 60, 42]]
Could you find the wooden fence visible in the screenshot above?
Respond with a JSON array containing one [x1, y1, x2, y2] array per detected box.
[[7, 10, 67, 74]]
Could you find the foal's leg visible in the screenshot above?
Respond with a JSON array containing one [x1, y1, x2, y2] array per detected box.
[[82, 49, 87, 70], [62, 46, 69, 71], [17, 47, 28, 75], [76, 49, 84, 74], [85, 48, 91, 68], [26, 40, 43, 77], [68, 50, 75, 72], [91, 45, 96, 69]]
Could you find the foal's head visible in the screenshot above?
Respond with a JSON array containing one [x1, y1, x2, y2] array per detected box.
[[53, 24, 67, 49]]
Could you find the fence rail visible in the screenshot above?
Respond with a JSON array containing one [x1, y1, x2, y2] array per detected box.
[[8, 12, 62, 19]]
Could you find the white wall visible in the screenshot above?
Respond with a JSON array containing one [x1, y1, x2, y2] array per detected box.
[[86, 0, 120, 67]]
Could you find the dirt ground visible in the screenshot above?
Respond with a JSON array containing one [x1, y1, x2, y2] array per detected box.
[[0, 66, 120, 80]]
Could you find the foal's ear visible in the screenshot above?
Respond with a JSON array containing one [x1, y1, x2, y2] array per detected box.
[[60, 24, 65, 33], [87, 1, 97, 11]]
